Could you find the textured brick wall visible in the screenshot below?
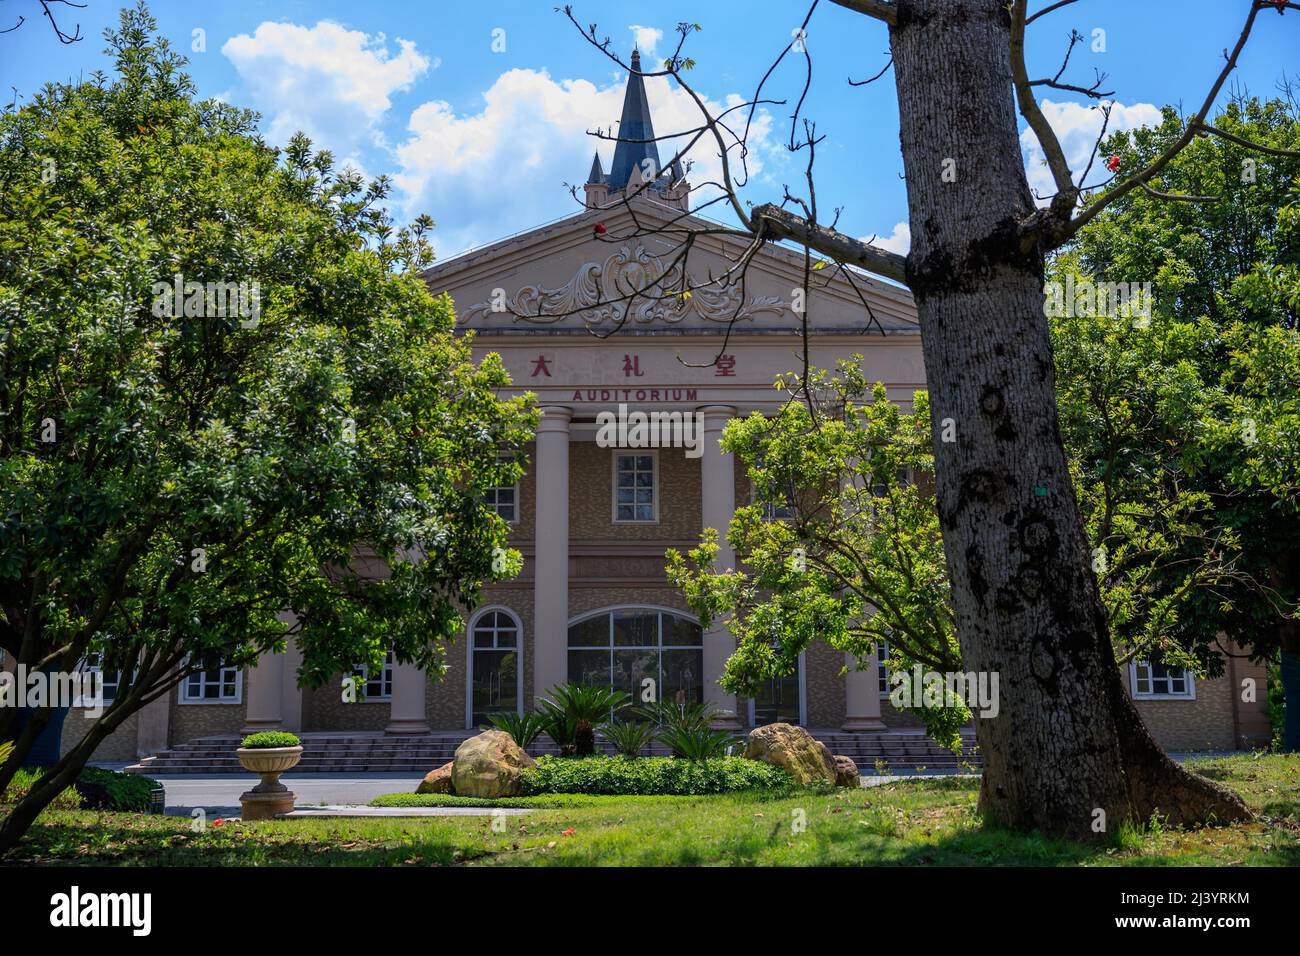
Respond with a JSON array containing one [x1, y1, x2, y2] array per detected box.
[[170, 682, 248, 741], [1128, 663, 1240, 752], [569, 443, 702, 540], [58, 706, 140, 761], [304, 682, 390, 732]]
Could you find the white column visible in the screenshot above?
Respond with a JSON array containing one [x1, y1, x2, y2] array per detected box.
[[700, 405, 741, 729], [533, 406, 572, 701], [241, 650, 285, 734], [280, 638, 304, 732], [385, 661, 430, 735], [842, 651, 887, 732]]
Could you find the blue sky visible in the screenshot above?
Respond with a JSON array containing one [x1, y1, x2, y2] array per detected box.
[[2, 0, 1296, 259]]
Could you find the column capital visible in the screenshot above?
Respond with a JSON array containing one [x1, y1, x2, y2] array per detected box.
[[697, 404, 737, 429], [537, 405, 574, 432]]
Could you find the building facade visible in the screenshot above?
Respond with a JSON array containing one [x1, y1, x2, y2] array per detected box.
[[43, 51, 1269, 764]]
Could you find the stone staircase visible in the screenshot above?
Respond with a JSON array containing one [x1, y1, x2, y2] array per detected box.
[[125, 728, 979, 775]]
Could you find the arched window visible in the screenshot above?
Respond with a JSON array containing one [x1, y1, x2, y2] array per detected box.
[[567, 608, 703, 709], [469, 609, 522, 724]]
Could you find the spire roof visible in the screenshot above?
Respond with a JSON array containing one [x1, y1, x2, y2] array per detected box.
[[586, 151, 605, 185], [605, 48, 683, 193]]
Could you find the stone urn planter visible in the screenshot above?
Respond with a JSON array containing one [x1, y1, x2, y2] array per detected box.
[[236, 733, 303, 820]]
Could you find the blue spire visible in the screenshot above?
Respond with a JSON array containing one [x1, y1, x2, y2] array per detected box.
[[606, 49, 682, 192]]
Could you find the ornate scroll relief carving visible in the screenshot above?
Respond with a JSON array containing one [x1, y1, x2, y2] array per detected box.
[[461, 241, 785, 326]]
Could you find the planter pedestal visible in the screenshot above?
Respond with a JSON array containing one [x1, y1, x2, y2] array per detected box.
[[239, 788, 296, 820], [235, 745, 303, 820]]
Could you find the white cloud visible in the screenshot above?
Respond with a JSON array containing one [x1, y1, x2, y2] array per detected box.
[[1020, 99, 1162, 203], [222, 21, 432, 159], [869, 221, 911, 255], [395, 67, 775, 256], [629, 25, 663, 57]]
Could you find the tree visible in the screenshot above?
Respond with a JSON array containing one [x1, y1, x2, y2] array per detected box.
[[1052, 93, 1300, 749], [666, 367, 973, 750], [0, 4, 537, 852], [560, 0, 1300, 838]]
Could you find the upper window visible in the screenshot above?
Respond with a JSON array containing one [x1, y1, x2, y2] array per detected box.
[[182, 664, 242, 703], [353, 652, 394, 700], [877, 641, 891, 697], [1131, 660, 1194, 699], [486, 465, 519, 523], [614, 453, 657, 522]]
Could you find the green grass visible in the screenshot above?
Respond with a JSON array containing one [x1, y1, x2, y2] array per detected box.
[[6, 754, 1298, 867]]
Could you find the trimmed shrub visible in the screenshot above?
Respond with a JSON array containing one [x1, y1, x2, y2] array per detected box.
[[519, 755, 796, 796], [240, 731, 301, 749], [74, 767, 161, 811]]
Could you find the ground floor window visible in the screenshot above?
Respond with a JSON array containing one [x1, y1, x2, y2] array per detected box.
[[749, 655, 803, 726], [568, 608, 702, 710], [470, 609, 521, 724], [352, 652, 393, 700], [181, 664, 241, 703], [1131, 659, 1194, 699]]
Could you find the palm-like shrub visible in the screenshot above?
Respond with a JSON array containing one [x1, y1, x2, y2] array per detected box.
[[600, 718, 658, 757], [538, 683, 631, 756], [484, 711, 549, 750], [653, 725, 739, 761], [637, 700, 735, 759]]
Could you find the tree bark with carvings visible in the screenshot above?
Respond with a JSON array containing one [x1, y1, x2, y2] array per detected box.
[[560, 0, 1299, 838]]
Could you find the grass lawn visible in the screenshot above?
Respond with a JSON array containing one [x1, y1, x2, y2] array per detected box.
[[5, 754, 1297, 867]]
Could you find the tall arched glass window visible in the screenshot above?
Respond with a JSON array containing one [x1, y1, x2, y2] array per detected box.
[[567, 609, 703, 709], [470, 610, 521, 724]]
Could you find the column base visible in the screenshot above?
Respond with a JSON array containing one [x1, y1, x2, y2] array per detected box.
[[840, 717, 888, 733], [384, 719, 432, 736]]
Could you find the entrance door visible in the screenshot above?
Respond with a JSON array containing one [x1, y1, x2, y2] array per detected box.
[[750, 665, 803, 726]]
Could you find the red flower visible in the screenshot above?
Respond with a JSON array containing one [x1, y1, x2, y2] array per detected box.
[[593, 223, 607, 235], [561, 827, 576, 837], [1105, 155, 1121, 173], [213, 819, 224, 827]]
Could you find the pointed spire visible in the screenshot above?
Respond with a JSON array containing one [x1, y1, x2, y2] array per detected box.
[[586, 151, 605, 185], [607, 48, 662, 192]]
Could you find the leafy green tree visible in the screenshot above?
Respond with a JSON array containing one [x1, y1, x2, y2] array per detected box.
[[668, 364, 970, 749], [0, 4, 536, 851], [671, 95, 1300, 766], [1054, 94, 1300, 749]]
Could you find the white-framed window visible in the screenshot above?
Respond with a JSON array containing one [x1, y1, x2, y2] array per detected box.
[[469, 609, 522, 726], [751, 455, 796, 520], [1130, 659, 1195, 699], [181, 664, 242, 703], [353, 652, 394, 700], [486, 459, 520, 524], [613, 452, 657, 522], [568, 607, 703, 711], [877, 640, 891, 697], [75, 651, 121, 707]]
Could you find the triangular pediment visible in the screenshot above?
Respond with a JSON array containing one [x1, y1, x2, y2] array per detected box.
[[422, 198, 917, 335]]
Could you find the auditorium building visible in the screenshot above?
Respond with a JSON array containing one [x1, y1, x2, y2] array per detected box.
[[43, 52, 1268, 770]]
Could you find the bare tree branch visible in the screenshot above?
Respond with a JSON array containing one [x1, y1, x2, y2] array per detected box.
[[828, 0, 897, 25]]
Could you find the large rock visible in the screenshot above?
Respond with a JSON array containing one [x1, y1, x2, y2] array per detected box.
[[451, 730, 537, 798], [416, 760, 454, 795], [743, 723, 837, 786], [832, 754, 860, 788]]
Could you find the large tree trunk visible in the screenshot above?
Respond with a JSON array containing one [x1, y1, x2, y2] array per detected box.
[[888, 0, 1249, 839]]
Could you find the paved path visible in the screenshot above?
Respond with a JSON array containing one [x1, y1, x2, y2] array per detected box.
[[286, 805, 531, 817], [152, 773, 426, 817]]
